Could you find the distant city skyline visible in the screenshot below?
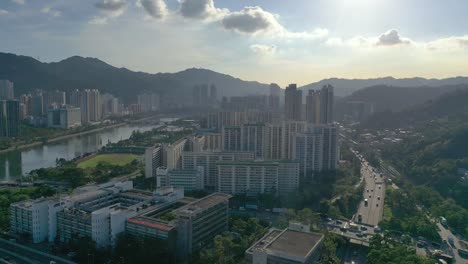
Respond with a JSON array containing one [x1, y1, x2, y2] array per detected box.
[[1, 0, 468, 86]]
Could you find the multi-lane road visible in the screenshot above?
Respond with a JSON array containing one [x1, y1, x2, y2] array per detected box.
[[435, 222, 467, 264], [354, 157, 386, 227]]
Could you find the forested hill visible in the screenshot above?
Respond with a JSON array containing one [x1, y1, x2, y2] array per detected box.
[[360, 87, 468, 129], [301, 76, 468, 97], [0, 52, 269, 103]]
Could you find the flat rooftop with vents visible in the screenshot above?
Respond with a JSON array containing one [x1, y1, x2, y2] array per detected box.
[[246, 224, 324, 264]]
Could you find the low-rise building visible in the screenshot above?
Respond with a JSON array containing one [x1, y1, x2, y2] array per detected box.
[[245, 223, 324, 264], [126, 193, 231, 260], [9, 181, 182, 248]]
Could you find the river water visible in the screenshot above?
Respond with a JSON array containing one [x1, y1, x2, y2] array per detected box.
[[0, 124, 159, 180]]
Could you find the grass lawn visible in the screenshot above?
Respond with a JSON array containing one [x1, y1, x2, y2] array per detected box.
[[77, 154, 140, 168]]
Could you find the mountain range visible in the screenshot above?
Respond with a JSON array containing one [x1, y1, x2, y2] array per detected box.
[[300, 76, 468, 97], [2, 52, 468, 104], [360, 87, 468, 129], [0, 52, 269, 105]]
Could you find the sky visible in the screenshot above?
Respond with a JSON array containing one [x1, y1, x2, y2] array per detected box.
[[1, 0, 468, 86]]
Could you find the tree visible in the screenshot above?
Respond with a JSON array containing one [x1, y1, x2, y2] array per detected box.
[[318, 233, 341, 264]]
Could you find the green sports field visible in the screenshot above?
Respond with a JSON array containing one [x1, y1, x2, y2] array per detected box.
[[77, 154, 140, 168]]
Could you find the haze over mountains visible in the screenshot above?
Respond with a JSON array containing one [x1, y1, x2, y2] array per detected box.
[[300, 76, 468, 97], [2, 52, 468, 103], [361, 87, 468, 129]]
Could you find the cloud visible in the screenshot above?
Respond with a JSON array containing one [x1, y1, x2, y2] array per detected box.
[[92, 0, 127, 24], [250, 44, 276, 55], [221, 6, 281, 34], [11, 0, 25, 5], [283, 28, 329, 40], [89, 17, 109, 25], [140, 0, 168, 19], [426, 35, 468, 51], [95, 0, 126, 17], [0, 9, 9, 16], [179, 0, 226, 20], [326, 29, 413, 48], [376, 29, 411, 46], [220, 6, 328, 40], [41, 7, 62, 18]]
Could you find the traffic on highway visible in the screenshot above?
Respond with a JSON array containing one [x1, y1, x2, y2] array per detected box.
[[352, 151, 386, 227]]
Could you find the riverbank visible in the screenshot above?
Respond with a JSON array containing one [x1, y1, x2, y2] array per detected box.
[[0, 122, 126, 155]]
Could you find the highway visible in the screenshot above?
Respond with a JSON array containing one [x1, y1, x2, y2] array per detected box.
[[354, 159, 386, 227], [435, 222, 467, 263]]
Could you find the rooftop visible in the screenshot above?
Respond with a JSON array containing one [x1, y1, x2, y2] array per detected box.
[[118, 189, 154, 200], [247, 228, 324, 263], [127, 218, 174, 232], [267, 230, 323, 261], [176, 193, 231, 216]]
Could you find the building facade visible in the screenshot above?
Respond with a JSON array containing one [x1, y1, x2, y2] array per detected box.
[[47, 106, 81, 129], [0, 100, 20, 137], [181, 151, 254, 190], [216, 161, 299, 196], [0, 80, 14, 100], [145, 145, 163, 178], [285, 84, 302, 121]]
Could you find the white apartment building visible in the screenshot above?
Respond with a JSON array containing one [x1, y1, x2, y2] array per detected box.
[[292, 124, 339, 178], [145, 145, 162, 178], [182, 151, 254, 190], [163, 138, 188, 170], [216, 160, 299, 196], [167, 167, 204, 191]]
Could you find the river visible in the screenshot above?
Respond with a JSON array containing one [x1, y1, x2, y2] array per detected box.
[[0, 124, 159, 180]]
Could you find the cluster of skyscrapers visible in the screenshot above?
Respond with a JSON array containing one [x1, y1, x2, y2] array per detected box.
[[0, 79, 164, 137], [192, 84, 217, 107], [145, 83, 339, 197]]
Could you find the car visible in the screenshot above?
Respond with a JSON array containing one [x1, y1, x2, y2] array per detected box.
[[371, 189, 374, 192], [367, 189, 369, 192], [369, 195, 372, 198], [326, 217, 333, 222], [377, 196, 380, 200], [376, 203, 379, 207], [360, 226, 367, 231], [336, 220, 343, 225], [378, 186, 381, 189]]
